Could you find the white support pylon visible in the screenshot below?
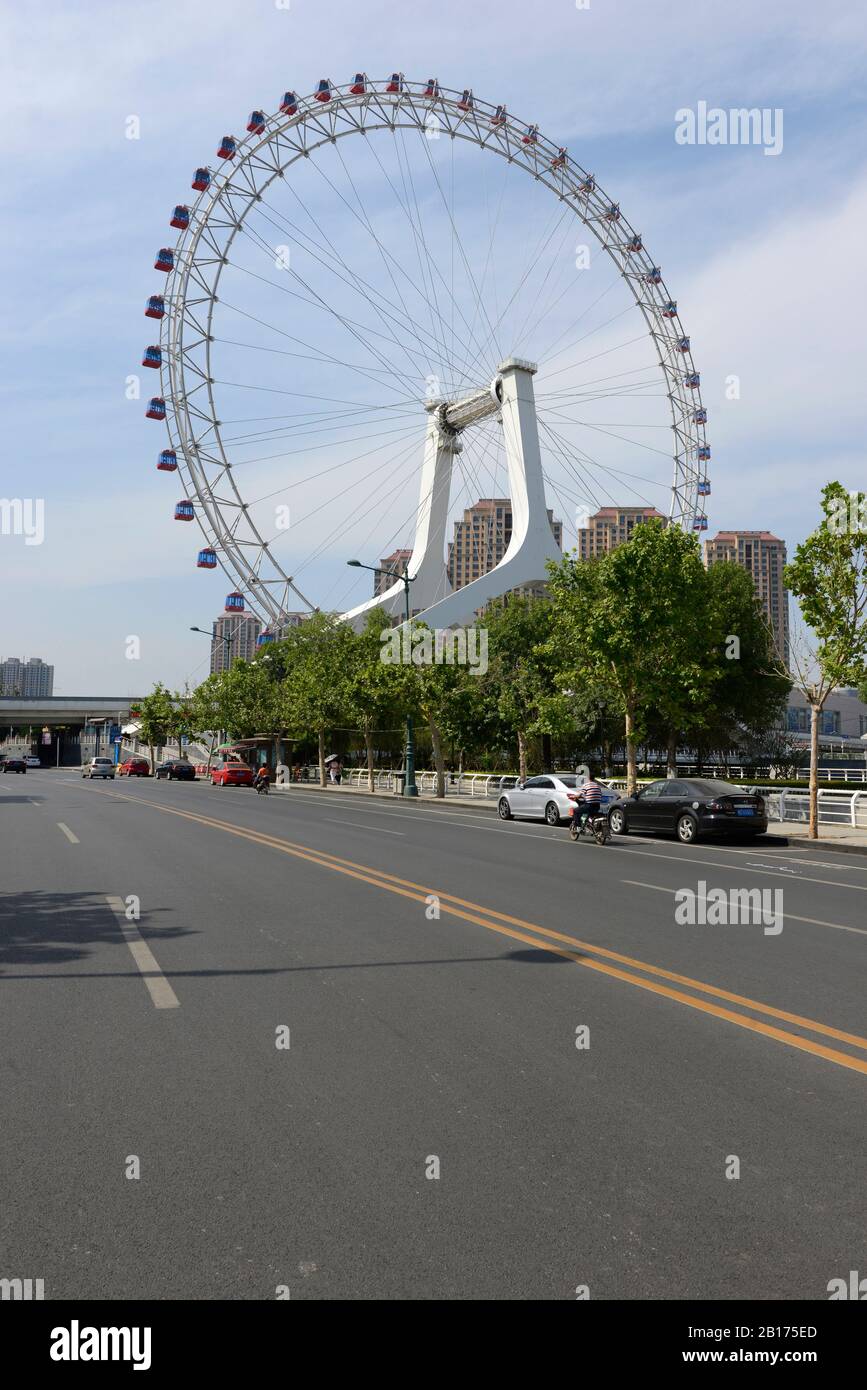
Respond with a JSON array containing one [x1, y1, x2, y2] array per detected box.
[[342, 405, 457, 628], [342, 358, 561, 631]]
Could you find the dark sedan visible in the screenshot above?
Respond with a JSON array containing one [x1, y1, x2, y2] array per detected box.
[[154, 759, 196, 781], [607, 778, 768, 844], [2, 756, 27, 774]]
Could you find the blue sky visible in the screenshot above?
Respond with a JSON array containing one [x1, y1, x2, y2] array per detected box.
[[1, 0, 865, 693]]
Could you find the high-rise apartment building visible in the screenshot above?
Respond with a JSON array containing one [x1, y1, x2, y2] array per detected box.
[[209, 613, 263, 674], [373, 549, 413, 597], [703, 531, 789, 664], [576, 506, 667, 558], [447, 498, 563, 600], [0, 656, 55, 696]]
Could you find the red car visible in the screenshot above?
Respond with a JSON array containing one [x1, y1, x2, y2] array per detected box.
[[118, 757, 150, 777], [210, 760, 254, 788]]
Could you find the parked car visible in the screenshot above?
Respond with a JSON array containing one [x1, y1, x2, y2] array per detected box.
[[118, 757, 150, 777], [607, 778, 768, 844], [210, 760, 254, 788], [82, 757, 116, 780], [497, 774, 619, 826], [25, 755, 41, 768], [3, 756, 27, 774], [155, 758, 196, 781]]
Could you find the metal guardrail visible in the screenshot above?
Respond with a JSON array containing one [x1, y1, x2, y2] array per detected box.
[[339, 770, 867, 827]]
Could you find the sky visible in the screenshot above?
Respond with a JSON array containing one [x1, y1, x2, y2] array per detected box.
[[1, 0, 865, 694]]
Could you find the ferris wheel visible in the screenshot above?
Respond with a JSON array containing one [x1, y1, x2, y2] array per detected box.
[[142, 73, 710, 635]]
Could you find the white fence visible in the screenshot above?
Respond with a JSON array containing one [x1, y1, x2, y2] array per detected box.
[[343, 768, 520, 798], [339, 768, 867, 827]]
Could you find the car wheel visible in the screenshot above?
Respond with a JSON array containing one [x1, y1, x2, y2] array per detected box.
[[608, 807, 628, 836], [676, 813, 698, 844], [544, 801, 560, 826], [167, 771, 173, 781], [498, 797, 512, 820]]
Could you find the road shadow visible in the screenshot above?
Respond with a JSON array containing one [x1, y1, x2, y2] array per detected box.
[[506, 947, 574, 964], [0, 796, 42, 804], [0, 890, 188, 969]]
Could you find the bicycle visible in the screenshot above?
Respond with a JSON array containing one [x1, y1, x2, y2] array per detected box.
[[569, 807, 610, 846]]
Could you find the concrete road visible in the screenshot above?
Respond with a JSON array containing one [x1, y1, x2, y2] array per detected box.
[[1, 771, 865, 1300]]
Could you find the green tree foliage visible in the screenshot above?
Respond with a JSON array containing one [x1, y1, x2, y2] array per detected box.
[[136, 683, 176, 772], [280, 612, 355, 787], [547, 521, 710, 791], [784, 482, 867, 836], [480, 597, 572, 780]]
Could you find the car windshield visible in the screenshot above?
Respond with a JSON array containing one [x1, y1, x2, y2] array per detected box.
[[555, 775, 577, 788]]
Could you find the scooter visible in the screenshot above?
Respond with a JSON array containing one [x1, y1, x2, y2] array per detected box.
[[569, 807, 609, 846], [255, 775, 269, 796]]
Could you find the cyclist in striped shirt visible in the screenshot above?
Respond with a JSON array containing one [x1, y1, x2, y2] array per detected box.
[[571, 767, 604, 832]]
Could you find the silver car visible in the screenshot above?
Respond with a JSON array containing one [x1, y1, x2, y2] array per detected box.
[[497, 774, 618, 826], [82, 756, 115, 779]]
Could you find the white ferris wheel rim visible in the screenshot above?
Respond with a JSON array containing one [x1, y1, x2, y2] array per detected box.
[[152, 76, 709, 629]]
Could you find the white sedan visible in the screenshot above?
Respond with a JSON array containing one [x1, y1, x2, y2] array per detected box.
[[25, 755, 41, 768], [497, 774, 618, 826]]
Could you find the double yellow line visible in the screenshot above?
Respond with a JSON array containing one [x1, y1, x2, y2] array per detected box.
[[107, 788, 867, 1077]]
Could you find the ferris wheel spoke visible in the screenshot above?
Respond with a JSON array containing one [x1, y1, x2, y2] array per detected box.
[[288, 436, 427, 577], [415, 129, 504, 372], [243, 193, 463, 386], [457, 198, 574, 382], [389, 128, 478, 392], [294, 152, 466, 391], [216, 294, 438, 387], [229, 230, 431, 393]]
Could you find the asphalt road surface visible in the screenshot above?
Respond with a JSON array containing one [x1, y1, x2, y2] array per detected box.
[[2, 771, 865, 1301]]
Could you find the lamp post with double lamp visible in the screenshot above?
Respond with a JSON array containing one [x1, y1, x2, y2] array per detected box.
[[190, 624, 232, 754], [347, 558, 418, 797]]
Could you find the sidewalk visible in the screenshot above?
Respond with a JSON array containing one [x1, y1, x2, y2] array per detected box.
[[763, 822, 867, 855]]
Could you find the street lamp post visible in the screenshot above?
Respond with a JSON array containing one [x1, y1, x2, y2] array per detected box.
[[347, 559, 418, 797]]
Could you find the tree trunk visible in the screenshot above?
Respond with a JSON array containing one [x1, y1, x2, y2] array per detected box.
[[517, 730, 528, 781], [365, 729, 375, 793], [666, 729, 677, 778], [809, 702, 820, 839], [148, 743, 155, 774], [624, 703, 638, 794], [318, 728, 327, 789], [429, 717, 446, 798]]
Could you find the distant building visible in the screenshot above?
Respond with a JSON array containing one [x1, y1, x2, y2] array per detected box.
[[704, 530, 789, 664], [447, 498, 563, 601], [785, 687, 867, 741], [576, 506, 667, 558], [0, 656, 54, 697], [209, 613, 262, 674], [374, 549, 413, 597]]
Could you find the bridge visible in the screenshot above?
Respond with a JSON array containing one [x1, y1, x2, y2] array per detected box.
[[0, 696, 143, 766]]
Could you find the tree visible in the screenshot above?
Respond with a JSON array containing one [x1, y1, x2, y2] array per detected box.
[[280, 612, 355, 787], [688, 561, 790, 771], [345, 610, 406, 792], [137, 683, 176, 772], [784, 482, 867, 837], [481, 597, 571, 780], [547, 521, 711, 792]]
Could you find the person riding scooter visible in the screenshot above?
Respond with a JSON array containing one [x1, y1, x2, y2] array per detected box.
[[570, 766, 604, 833], [255, 764, 270, 794]]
